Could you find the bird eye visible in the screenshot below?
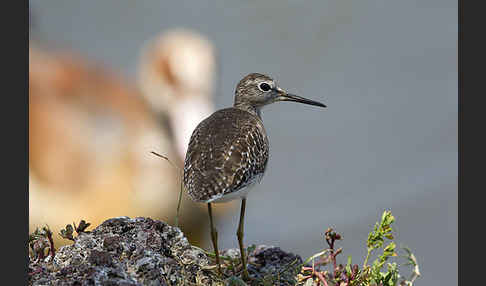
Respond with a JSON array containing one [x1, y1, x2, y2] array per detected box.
[[258, 82, 271, 92]]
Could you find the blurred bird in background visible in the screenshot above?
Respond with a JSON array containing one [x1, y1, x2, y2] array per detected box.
[[28, 28, 222, 246], [138, 29, 216, 161]]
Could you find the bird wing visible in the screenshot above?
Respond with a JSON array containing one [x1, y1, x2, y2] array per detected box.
[[183, 108, 269, 202]]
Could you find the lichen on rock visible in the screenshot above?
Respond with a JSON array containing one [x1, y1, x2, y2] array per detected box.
[[28, 217, 302, 286]]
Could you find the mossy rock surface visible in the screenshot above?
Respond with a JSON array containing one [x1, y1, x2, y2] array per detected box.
[[28, 217, 301, 286]]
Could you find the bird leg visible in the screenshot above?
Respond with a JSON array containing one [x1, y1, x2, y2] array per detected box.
[[237, 198, 249, 280], [208, 203, 222, 274]]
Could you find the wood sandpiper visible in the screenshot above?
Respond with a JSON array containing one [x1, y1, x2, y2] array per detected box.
[[183, 73, 326, 280]]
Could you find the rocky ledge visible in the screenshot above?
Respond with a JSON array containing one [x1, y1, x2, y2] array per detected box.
[[28, 217, 302, 286]]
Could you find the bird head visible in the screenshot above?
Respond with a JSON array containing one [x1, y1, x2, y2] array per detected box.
[[234, 73, 326, 111]]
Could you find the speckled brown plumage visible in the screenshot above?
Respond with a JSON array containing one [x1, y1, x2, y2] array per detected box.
[[183, 107, 269, 202], [183, 73, 326, 205]]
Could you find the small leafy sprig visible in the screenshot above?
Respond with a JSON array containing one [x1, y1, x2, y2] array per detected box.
[[28, 225, 55, 261], [361, 210, 400, 286], [297, 227, 362, 286], [399, 247, 421, 286], [59, 219, 91, 241], [363, 210, 396, 267]]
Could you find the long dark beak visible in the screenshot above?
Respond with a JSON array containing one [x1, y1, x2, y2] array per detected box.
[[276, 88, 326, 108]]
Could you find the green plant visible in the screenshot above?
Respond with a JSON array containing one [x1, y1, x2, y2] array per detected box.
[[297, 210, 420, 286]]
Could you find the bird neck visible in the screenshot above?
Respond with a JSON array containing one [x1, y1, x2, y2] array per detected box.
[[234, 102, 262, 118]]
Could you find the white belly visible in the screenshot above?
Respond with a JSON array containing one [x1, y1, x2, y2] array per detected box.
[[206, 174, 262, 203]]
